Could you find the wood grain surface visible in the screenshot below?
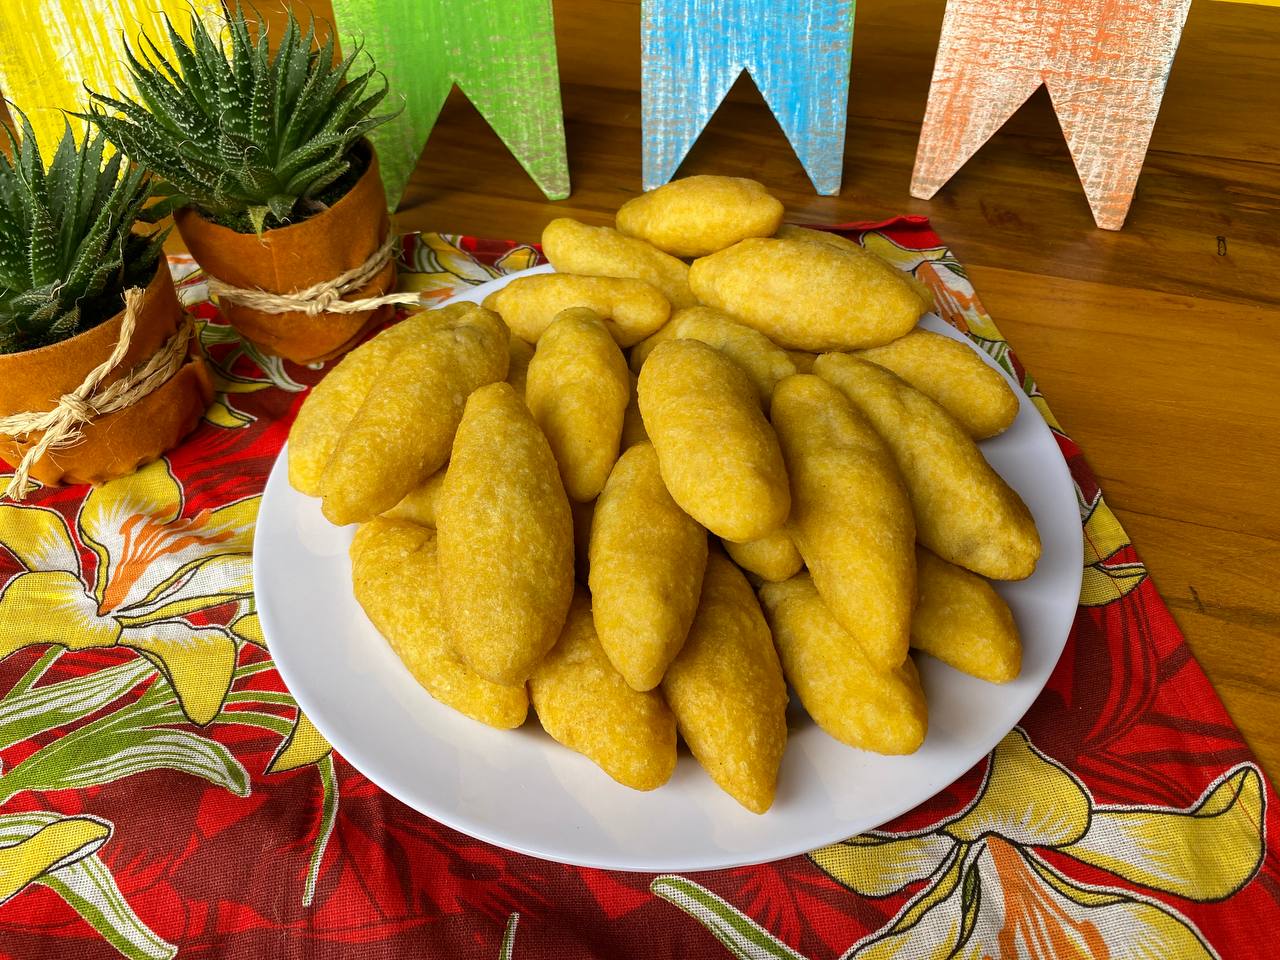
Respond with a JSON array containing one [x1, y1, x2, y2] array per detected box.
[[286, 0, 1280, 774]]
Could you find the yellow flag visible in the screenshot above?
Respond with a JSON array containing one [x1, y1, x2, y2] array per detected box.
[[0, 0, 221, 154]]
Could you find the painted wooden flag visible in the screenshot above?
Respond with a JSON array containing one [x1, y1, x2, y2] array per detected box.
[[641, 0, 856, 195], [329, 0, 570, 207], [911, 0, 1194, 230], [0, 0, 220, 154]]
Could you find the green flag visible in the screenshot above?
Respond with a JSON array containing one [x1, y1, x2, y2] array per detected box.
[[330, 0, 571, 207]]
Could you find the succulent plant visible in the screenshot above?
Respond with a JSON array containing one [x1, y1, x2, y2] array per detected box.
[[0, 111, 165, 355], [80, 6, 393, 235]]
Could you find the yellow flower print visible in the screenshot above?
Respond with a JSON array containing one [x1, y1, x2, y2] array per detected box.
[[655, 729, 1264, 960], [230, 611, 265, 647], [171, 258, 307, 429], [268, 711, 331, 774], [0, 456, 338, 929], [860, 233, 1000, 339], [193, 317, 307, 429], [860, 233, 1021, 390], [812, 729, 1264, 959], [0, 459, 256, 725], [859, 233, 952, 275], [1080, 492, 1147, 606], [399, 232, 540, 303], [0, 812, 176, 959], [0, 814, 110, 904]]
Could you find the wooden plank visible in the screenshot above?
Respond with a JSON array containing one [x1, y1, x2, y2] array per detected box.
[[971, 264, 1280, 540]]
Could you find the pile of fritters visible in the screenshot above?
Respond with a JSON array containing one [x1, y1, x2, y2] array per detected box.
[[287, 175, 1038, 814]]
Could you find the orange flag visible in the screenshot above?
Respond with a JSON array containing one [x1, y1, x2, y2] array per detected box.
[[911, 0, 1193, 230]]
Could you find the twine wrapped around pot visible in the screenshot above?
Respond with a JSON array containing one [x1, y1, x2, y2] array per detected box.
[[0, 289, 194, 501], [205, 234, 423, 317]]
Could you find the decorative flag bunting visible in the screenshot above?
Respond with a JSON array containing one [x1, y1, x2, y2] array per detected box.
[[641, 0, 856, 195], [328, 0, 571, 208], [910, 0, 1194, 230], [0, 0, 220, 154]]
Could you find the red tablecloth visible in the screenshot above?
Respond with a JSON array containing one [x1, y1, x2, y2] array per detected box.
[[0, 220, 1275, 959]]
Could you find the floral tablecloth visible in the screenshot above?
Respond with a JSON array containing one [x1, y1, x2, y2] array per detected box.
[[0, 219, 1275, 959]]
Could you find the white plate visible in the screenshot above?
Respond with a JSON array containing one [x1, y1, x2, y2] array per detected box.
[[255, 264, 1083, 872]]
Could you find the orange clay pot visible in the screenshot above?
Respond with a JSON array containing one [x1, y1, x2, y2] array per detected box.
[[174, 140, 397, 365], [0, 261, 213, 487]]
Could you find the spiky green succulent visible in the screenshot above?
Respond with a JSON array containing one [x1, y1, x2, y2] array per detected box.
[[79, 6, 393, 235], [0, 111, 165, 355]]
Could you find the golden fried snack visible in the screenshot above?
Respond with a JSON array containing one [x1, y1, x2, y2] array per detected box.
[[774, 223, 858, 250], [320, 303, 508, 525], [350, 519, 528, 729], [542, 218, 697, 309], [506, 336, 535, 396], [786, 350, 817, 374], [688, 237, 926, 350], [913, 546, 1022, 683], [628, 319, 679, 375], [589, 443, 708, 691], [437, 382, 575, 684], [770, 375, 915, 668], [382, 467, 445, 527], [672, 306, 796, 408], [570, 497, 594, 585], [616, 175, 785, 258], [759, 574, 927, 754], [529, 589, 677, 790], [723, 528, 803, 583], [854, 330, 1019, 439], [814, 354, 1041, 580], [525, 309, 630, 502], [662, 552, 787, 813], [289, 310, 442, 496], [620, 373, 649, 449], [483, 273, 670, 346], [638, 340, 790, 542], [774, 224, 935, 312]]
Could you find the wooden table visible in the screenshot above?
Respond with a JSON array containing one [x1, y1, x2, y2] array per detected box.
[[301, 0, 1280, 774]]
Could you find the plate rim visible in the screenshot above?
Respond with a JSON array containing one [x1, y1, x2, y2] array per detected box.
[[254, 263, 1083, 871]]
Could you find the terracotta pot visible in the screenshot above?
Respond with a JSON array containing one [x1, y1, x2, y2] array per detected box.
[[0, 262, 213, 488], [174, 141, 397, 365]]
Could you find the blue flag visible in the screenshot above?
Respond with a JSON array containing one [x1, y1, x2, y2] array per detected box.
[[642, 0, 855, 195]]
